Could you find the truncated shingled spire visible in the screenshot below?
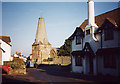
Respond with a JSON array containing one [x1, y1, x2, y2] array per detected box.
[[35, 18, 49, 44]]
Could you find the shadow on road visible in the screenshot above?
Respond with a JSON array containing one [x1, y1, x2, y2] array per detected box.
[[36, 64, 120, 83]]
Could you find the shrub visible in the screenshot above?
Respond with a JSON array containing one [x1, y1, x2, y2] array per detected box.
[[43, 59, 48, 62], [48, 58, 53, 61], [4, 58, 25, 69]]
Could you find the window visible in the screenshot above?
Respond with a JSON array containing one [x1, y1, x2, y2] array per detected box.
[[75, 56, 82, 66], [104, 54, 116, 68], [86, 29, 90, 35], [104, 25, 114, 41], [76, 35, 81, 44]]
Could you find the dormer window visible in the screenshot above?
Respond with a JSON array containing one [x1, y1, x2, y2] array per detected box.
[[86, 29, 90, 35], [104, 24, 114, 41], [76, 35, 81, 44], [75, 28, 84, 45]]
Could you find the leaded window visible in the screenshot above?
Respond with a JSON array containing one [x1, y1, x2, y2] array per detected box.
[[75, 56, 82, 66], [76, 35, 81, 44]]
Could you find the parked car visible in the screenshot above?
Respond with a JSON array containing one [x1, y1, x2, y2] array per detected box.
[[26, 61, 37, 68]]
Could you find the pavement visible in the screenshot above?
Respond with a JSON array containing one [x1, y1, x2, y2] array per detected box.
[[1, 64, 120, 84]]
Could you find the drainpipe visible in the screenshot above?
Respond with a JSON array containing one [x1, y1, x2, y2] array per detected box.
[[100, 30, 103, 49], [88, 0, 98, 41], [91, 26, 98, 41]]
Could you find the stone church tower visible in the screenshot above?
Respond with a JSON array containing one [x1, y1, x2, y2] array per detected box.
[[32, 18, 57, 64]]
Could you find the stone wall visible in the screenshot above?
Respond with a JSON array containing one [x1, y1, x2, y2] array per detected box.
[[34, 55, 71, 65], [42, 56, 71, 65], [53, 56, 71, 64]]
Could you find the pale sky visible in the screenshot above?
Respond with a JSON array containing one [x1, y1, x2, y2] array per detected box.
[[1, 1, 119, 57]]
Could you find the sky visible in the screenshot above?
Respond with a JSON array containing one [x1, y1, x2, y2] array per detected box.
[[1, 1, 119, 57]]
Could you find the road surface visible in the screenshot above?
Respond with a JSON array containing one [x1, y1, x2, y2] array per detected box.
[[2, 64, 120, 83]]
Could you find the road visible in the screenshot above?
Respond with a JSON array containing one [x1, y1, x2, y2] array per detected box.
[[2, 64, 120, 83], [2, 64, 92, 83], [26, 68, 86, 82]]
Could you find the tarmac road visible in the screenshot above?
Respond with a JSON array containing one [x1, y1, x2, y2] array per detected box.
[[2, 64, 120, 83], [26, 68, 86, 82]]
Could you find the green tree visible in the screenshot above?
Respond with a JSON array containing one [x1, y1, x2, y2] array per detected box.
[[58, 39, 71, 56]]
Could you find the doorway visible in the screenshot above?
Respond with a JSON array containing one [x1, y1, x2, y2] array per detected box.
[[89, 55, 93, 74]]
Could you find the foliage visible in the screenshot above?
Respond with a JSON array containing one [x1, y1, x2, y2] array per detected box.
[[43, 59, 48, 62], [48, 58, 53, 61], [43, 58, 53, 62], [4, 58, 25, 69], [58, 39, 71, 56]]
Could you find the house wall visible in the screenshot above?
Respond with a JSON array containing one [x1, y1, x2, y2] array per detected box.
[[83, 33, 100, 75], [83, 56, 87, 74], [102, 30, 119, 48], [71, 32, 100, 75], [84, 34, 100, 53], [71, 37, 83, 73], [118, 30, 120, 47], [71, 56, 83, 73], [0, 49, 2, 65], [71, 37, 83, 52], [118, 53, 120, 76], [93, 57, 97, 75], [83, 55, 90, 74], [96, 30, 120, 76], [0, 39, 11, 65], [97, 55, 119, 76]]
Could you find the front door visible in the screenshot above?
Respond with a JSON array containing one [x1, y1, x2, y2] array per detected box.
[[89, 55, 93, 74]]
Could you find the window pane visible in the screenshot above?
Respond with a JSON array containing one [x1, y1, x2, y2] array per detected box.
[[86, 29, 90, 35], [75, 56, 82, 66], [76, 36, 81, 44], [104, 54, 116, 68], [104, 28, 114, 41]]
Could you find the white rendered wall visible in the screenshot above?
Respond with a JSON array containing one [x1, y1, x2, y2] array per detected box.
[[97, 55, 119, 76], [84, 34, 100, 53], [83, 55, 90, 74], [119, 30, 120, 46], [71, 37, 83, 73], [72, 56, 83, 73], [102, 30, 119, 48], [0, 39, 11, 65], [71, 37, 83, 52], [93, 57, 97, 75]]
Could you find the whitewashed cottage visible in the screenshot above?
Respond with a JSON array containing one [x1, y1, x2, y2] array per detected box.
[[0, 36, 12, 65], [69, 0, 120, 76]]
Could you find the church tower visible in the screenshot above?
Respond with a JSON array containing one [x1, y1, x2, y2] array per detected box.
[[35, 18, 49, 44], [32, 17, 57, 64]]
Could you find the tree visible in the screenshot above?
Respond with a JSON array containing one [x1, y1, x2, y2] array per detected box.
[[58, 39, 71, 56]]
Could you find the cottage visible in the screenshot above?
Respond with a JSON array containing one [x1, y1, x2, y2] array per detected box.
[[0, 36, 12, 65], [70, 0, 120, 76], [13, 52, 27, 62]]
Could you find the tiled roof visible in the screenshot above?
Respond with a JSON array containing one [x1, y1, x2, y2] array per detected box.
[[69, 8, 120, 39], [80, 8, 120, 31], [0, 36, 11, 43], [68, 27, 84, 40]]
